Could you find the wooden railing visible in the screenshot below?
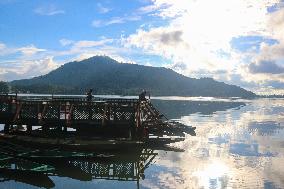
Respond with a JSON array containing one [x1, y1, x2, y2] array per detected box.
[[0, 95, 152, 127], [0, 94, 166, 139]]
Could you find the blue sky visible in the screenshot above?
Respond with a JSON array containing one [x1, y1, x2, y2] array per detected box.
[[0, 0, 284, 94]]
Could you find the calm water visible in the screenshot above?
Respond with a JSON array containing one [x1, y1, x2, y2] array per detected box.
[[1, 97, 284, 189]]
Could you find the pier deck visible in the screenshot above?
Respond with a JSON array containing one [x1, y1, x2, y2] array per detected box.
[[0, 94, 195, 140]]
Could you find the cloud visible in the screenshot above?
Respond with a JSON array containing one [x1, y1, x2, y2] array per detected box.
[[0, 43, 45, 57], [18, 45, 46, 56], [54, 37, 141, 64], [54, 38, 133, 63], [138, 4, 159, 14], [0, 43, 14, 56], [71, 39, 113, 50], [92, 15, 141, 27], [59, 39, 74, 46], [0, 42, 18, 56], [248, 60, 284, 74], [56, 38, 114, 57], [126, 27, 189, 57], [0, 43, 6, 50], [267, 7, 284, 41], [34, 4, 65, 16], [160, 30, 183, 45], [0, 56, 58, 80], [22, 56, 58, 76], [97, 3, 111, 14]]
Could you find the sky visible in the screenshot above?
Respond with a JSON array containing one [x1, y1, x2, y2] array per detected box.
[[0, 0, 284, 95]]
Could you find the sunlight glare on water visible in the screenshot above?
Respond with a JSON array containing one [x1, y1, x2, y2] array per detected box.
[[149, 98, 284, 189]]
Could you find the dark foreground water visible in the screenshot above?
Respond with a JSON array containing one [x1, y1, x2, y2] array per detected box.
[[0, 97, 284, 189]]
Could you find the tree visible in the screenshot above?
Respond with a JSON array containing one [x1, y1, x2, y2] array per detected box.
[[0, 81, 9, 93]]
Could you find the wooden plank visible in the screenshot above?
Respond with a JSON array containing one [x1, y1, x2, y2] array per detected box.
[[13, 102, 22, 122]]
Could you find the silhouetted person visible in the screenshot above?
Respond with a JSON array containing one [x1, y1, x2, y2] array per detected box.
[[139, 90, 147, 101], [86, 89, 93, 101]]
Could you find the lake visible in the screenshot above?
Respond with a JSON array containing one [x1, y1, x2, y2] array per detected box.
[[0, 97, 283, 189]]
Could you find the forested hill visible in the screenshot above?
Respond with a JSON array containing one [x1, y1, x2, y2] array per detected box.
[[11, 56, 256, 98]]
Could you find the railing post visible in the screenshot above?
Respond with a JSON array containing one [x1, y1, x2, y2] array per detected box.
[[136, 103, 141, 128], [102, 103, 108, 126]]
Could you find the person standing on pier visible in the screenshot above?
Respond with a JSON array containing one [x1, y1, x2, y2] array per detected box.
[[86, 89, 93, 102], [139, 90, 148, 101], [86, 89, 93, 120]]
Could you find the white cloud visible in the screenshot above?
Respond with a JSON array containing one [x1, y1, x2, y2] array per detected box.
[[65, 39, 114, 55], [0, 43, 6, 50], [0, 56, 59, 80], [73, 39, 113, 48], [34, 4, 65, 16], [0, 42, 18, 56], [18, 45, 46, 56], [92, 15, 141, 27], [53, 38, 136, 63], [59, 39, 74, 46], [55, 38, 114, 57], [267, 7, 284, 41], [97, 3, 111, 14], [20, 56, 58, 76], [91, 20, 103, 28], [0, 43, 45, 57], [138, 4, 160, 14]]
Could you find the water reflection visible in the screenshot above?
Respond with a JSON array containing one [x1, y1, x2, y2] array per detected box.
[[0, 171, 55, 188], [148, 98, 284, 189], [0, 148, 157, 188], [152, 100, 246, 119], [229, 143, 276, 157], [248, 121, 282, 136]]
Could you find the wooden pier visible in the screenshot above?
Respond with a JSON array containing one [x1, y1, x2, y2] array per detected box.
[[0, 94, 195, 188], [0, 94, 195, 142]]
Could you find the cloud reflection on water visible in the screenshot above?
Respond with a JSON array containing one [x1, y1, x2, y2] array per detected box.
[[143, 98, 284, 189]]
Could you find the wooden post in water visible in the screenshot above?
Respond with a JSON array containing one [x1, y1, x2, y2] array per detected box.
[[27, 124, 32, 134], [4, 124, 9, 134], [63, 125, 67, 133]]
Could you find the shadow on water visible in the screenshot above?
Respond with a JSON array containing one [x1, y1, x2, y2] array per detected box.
[[151, 99, 246, 119], [0, 170, 55, 188], [0, 147, 157, 189]]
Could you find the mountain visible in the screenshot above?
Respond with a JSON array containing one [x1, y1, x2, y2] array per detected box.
[[11, 56, 256, 98]]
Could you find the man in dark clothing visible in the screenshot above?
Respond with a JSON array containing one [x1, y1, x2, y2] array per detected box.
[[139, 90, 147, 101], [86, 89, 93, 101]]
